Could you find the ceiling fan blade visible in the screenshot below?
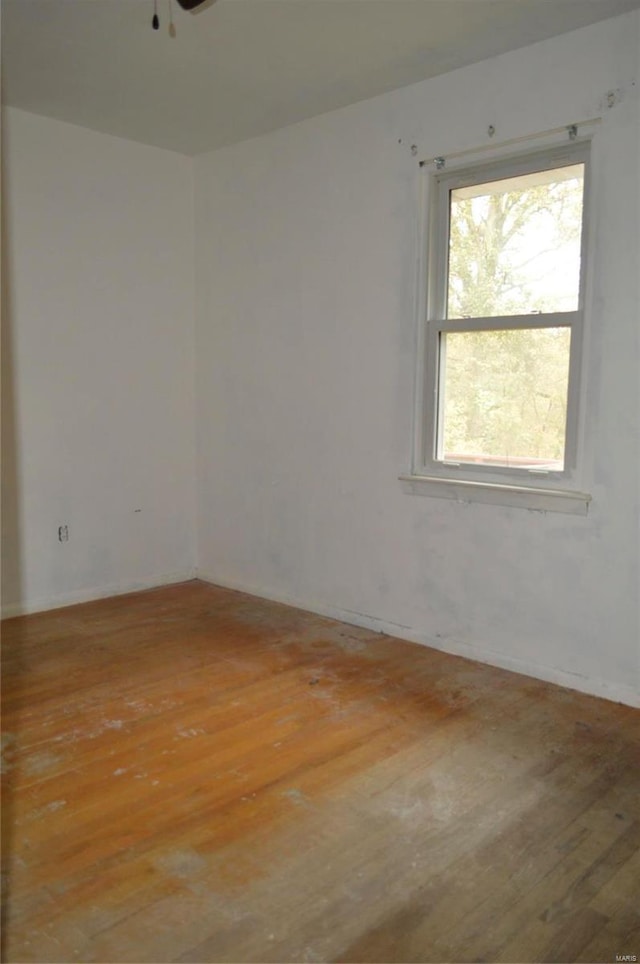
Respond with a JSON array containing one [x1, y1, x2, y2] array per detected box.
[[175, 0, 217, 10]]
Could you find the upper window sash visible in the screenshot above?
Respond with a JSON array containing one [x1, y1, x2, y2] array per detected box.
[[427, 142, 591, 325]]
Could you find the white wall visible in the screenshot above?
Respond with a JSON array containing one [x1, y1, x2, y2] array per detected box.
[[194, 13, 640, 706], [2, 108, 196, 614]]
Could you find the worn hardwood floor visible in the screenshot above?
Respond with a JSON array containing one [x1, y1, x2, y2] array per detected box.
[[2, 580, 639, 963]]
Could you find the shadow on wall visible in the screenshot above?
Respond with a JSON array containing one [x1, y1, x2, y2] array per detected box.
[[1, 141, 24, 959]]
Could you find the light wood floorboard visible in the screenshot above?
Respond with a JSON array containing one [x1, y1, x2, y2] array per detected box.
[[2, 580, 639, 962]]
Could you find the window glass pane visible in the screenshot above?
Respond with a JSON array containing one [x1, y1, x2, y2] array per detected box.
[[440, 327, 571, 470], [447, 164, 584, 319]]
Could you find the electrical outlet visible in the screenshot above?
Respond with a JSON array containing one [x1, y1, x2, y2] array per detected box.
[[58, 525, 69, 543]]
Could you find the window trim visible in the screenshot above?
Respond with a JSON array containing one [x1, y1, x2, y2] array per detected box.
[[408, 137, 593, 511]]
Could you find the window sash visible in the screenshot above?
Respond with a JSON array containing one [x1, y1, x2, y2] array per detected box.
[[428, 143, 591, 323], [432, 312, 578, 333], [422, 312, 581, 480]]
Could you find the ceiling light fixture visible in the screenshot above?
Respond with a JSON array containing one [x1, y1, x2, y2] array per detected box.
[[175, 0, 216, 9], [151, 0, 217, 33]]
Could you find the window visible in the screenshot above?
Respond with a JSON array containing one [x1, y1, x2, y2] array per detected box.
[[406, 139, 592, 513]]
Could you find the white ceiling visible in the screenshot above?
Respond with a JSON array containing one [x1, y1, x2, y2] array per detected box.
[[3, 0, 639, 156]]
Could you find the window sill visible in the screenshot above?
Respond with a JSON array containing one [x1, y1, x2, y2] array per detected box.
[[399, 474, 591, 515]]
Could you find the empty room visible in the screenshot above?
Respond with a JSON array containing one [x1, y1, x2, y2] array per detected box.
[[1, 1, 639, 961]]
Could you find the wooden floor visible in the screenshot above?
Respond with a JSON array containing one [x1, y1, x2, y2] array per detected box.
[[2, 581, 639, 963]]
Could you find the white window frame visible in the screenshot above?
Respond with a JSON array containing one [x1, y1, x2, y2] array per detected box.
[[403, 137, 593, 515]]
